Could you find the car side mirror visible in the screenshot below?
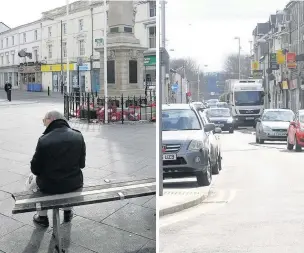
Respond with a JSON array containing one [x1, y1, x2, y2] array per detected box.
[[290, 121, 296, 127], [204, 123, 215, 132], [214, 127, 222, 134]]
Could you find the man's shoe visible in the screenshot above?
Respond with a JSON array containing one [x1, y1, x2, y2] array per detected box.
[[33, 214, 49, 227], [64, 210, 74, 222]]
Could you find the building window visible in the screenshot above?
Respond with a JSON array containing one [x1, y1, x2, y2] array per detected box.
[[63, 42, 67, 57], [34, 30, 38, 40], [12, 36, 14, 46], [1, 40, 3, 49], [63, 23, 67, 35], [23, 33, 26, 43], [149, 1, 156, 17], [129, 60, 138, 83], [48, 45, 52, 58], [107, 60, 115, 83], [79, 19, 84, 31], [148, 26, 156, 48], [33, 49, 38, 61], [6, 55, 9, 64], [79, 40, 85, 56], [11, 54, 14, 64], [48, 27, 52, 38], [6, 38, 8, 47], [1, 56, 3, 65]]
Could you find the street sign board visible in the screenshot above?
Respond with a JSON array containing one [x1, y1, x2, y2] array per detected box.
[[270, 53, 279, 70], [171, 82, 178, 92], [95, 38, 104, 47]]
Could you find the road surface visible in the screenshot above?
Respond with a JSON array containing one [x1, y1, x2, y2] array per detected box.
[[160, 130, 304, 253]]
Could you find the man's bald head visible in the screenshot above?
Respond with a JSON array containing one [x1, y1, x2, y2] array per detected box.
[[43, 110, 66, 127]]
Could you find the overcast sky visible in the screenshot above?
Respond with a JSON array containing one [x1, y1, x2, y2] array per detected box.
[[0, 0, 78, 28], [166, 0, 290, 72]]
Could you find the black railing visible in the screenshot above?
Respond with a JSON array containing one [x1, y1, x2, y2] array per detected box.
[[63, 91, 156, 124]]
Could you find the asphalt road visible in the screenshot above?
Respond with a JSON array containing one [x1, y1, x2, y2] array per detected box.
[[160, 130, 304, 253]]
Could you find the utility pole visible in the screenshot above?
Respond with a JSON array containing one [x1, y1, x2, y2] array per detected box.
[[60, 20, 63, 94], [66, 0, 70, 93], [104, 0, 108, 123], [197, 65, 200, 101], [234, 37, 241, 79], [159, 0, 166, 196]]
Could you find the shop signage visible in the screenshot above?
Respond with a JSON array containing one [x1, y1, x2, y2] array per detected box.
[[144, 55, 156, 66], [251, 61, 259, 70], [76, 63, 90, 71], [276, 50, 285, 64], [252, 70, 263, 78], [287, 52, 297, 69], [41, 63, 74, 72], [270, 53, 279, 70], [282, 80, 288, 90]]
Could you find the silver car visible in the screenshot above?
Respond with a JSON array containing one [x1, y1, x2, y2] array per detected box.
[[162, 104, 221, 186], [255, 109, 294, 144]]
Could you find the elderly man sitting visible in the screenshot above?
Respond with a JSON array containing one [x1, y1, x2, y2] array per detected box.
[[27, 110, 86, 227]]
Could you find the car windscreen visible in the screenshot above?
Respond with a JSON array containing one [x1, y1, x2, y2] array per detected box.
[[261, 111, 294, 122], [162, 109, 201, 131], [207, 108, 231, 117]]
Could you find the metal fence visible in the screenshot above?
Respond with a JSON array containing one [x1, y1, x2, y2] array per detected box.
[[63, 91, 156, 124]]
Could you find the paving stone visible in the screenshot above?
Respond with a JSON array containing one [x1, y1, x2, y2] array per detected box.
[[137, 240, 156, 253], [74, 199, 129, 222], [58, 216, 149, 253], [0, 213, 24, 238], [0, 225, 95, 253], [0, 171, 26, 188], [142, 197, 156, 210], [103, 203, 156, 240], [82, 167, 113, 180]]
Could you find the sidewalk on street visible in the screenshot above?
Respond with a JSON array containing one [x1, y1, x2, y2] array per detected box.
[[0, 99, 38, 106], [0, 102, 156, 253], [159, 177, 217, 217]]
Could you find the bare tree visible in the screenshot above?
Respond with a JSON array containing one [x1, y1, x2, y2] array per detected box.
[[170, 57, 199, 82], [224, 54, 251, 79]]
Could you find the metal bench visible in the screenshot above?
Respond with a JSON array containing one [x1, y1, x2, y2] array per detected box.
[[12, 177, 156, 253]]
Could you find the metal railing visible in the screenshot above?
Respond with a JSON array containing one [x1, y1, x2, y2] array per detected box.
[[63, 91, 156, 124]]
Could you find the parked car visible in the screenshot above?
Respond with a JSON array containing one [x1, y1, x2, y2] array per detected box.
[[216, 102, 229, 108], [162, 103, 221, 186], [206, 99, 219, 108], [204, 108, 234, 133], [255, 109, 294, 144], [191, 102, 207, 111], [287, 109, 304, 151]]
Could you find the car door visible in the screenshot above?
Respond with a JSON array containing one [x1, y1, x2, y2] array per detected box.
[[198, 109, 217, 165], [288, 112, 298, 144]]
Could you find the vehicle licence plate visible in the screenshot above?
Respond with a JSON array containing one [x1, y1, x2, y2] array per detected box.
[[246, 117, 254, 120], [272, 132, 286, 136], [215, 124, 224, 127], [163, 154, 177, 160]]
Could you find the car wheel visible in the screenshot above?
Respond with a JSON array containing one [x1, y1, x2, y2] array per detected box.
[[255, 136, 259, 143], [286, 136, 294, 151], [212, 155, 220, 175], [218, 152, 222, 171], [258, 138, 264, 144], [196, 160, 212, 186], [295, 135, 302, 152], [229, 129, 234, 133]]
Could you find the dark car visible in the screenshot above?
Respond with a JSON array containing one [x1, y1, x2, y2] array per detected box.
[[162, 103, 222, 186], [205, 108, 234, 133]]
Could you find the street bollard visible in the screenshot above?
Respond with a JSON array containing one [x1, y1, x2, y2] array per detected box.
[[47, 86, 50, 96]]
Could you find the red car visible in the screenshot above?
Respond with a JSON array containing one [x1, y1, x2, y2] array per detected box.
[[287, 110, 304, 151]]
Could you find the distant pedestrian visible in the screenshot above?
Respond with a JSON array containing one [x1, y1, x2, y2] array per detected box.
[[4, 81, 12, 102]]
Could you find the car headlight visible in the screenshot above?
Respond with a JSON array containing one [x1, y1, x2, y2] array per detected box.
[[263, 125, 272, 132], [188, 140, 204, 150], [227, 117, 233, 123]]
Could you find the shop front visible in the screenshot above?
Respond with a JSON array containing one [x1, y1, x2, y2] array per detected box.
[[0, 68, 19, 89], [19, 63, 42, 91], [144, 54, 156, 92], [41, 63, 91, 92]]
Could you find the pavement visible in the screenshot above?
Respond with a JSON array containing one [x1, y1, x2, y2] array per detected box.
[[0, 92, 156, 253], [160, 130, 304, 253]]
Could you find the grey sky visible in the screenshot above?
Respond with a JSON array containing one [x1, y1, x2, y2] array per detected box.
[[166, 0, 290, 72], [0, 0, 78, 28]]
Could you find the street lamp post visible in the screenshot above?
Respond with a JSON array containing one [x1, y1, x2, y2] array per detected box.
[[66, 0, 70, 93], [103, 0, 108, 124], [60, 20, 63, 94], [234, 37, 241, 79]]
